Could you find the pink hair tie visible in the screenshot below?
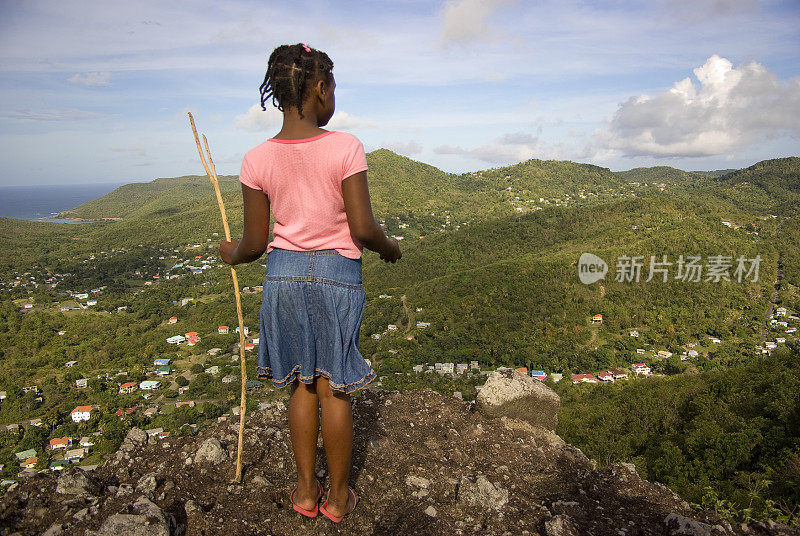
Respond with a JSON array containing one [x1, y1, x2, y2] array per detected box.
[[301, 44, 311, 52]]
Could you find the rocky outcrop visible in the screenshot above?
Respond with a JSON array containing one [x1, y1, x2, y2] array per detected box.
[[1, 389, 797, 536], [476, 368, 561, 430]]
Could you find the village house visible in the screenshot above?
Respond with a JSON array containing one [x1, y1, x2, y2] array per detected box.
[[776, 307, 787, 317], [456, 363, 469, 374], [65, 448, 86, 461], [631, 363, 651, 376], [22, 456, 38, 469], [178, 386, 190, 395], [516, 367, 529, 375], [64, 360, 77, 367], [166, 335, 185, 344], [79, 437, 94, 448], [29, 418, 42, 427], [70, 405, 93, 423], [222, 375, 238, 383], [156, 365, 171, 376], [75, 378, 88, 389], [244, 343, 255, 351], [176, 401, 196, 408], [168, 316, 178, 324], [205, 365, 220, 375], [657, 350, 673, 359], [597, 371, 614, 382], [470, 361, 480, 370], [49, 460, 69, 472], [416, 322, 431, 328], [15, 449, 37, 462], [530, 370, 547, 380], [153, 358, 171, 366], [115, 407, 136, 419], [246, 380, 263, 390], [629, 330, 639, 338], [235, 326, 249, 336], [49, 437, 72, 450], [140, 380, 161, 390], [371, 333, 381, 340], [412, 365, 425, 373], [218, 326, 229, 334], [143, 407, 158, 418], [636, 349, 646, 354], [592, 314, 603, 325], [118, 382, 138, 394], [571, 373, 598, 384], [608, 368, 629, 380], [145, 428, 164, 438], [387, 324, 398, 331]]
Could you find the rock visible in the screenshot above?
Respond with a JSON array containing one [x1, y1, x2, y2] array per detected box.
[[251, 475, 270, 487], [665, 512, 712, 536], [425, 505, 438, 518], [550, 500, 584, 518], [87, 496, 182, 536], [184, 499, 199, 516], [120, 428, 148, 453], [406, 475, 431, 489], [116, 484, 134, 496], [476, 369, 561, 430], [55, 468, 100, 497], [458, 474, 509, 511], [135, 472, 159, 498], [195, 438, 227, 466], [42, 524, 64, 536], [544, 514, 580, 536]]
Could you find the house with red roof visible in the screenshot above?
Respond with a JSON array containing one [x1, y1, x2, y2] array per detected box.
[[49, 436, 73, 450], [118, 382, 138, 394], [218, 326, 229, 334], [70, 405, 93, 422], [597, 371, 614, 382], [114, 407, 136, 420], [571, 373, 598, 384]]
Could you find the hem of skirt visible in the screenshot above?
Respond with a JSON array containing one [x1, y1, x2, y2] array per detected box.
[[257, 364, 377, 394]]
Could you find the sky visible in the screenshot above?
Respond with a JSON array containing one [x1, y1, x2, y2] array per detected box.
[[0, 0, 799, 186]]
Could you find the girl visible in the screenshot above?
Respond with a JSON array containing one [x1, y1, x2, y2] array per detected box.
[[219, 43, 401, 523]]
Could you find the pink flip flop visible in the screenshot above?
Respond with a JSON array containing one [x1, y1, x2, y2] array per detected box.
[[319, 487, 359, 523], [290, 481, 324, 518]]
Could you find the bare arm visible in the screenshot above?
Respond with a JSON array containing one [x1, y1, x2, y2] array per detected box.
[[219, 183, 270, 265], [342, 171, 401, 262]]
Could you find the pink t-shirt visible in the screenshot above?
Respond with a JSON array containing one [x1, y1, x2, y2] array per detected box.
[[238, 131, 368, 259]]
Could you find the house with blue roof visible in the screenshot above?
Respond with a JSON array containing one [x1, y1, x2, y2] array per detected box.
[[153, 358, 171, 366]]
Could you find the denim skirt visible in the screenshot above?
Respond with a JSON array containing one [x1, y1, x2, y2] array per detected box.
[[257, 247, 376, 394]]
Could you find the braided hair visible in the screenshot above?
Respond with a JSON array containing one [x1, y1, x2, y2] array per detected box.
[[259, 43, 334, 118]]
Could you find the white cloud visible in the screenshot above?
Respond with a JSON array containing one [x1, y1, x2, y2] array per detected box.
[[439, 0, 512, 46], [435, 132, 561, 165], [233, 104, 283, 131], [67, 71, 111, 86], [383, 140, 423, 155], [593, 55, 800, 158], [327, 111, 377, 131]]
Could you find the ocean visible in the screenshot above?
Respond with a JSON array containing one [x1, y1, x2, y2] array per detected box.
[[0, 182, 126, 223]]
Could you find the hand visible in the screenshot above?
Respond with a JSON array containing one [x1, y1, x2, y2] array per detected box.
[[380, 237, 402, 263], [219, 239, 239, 265]]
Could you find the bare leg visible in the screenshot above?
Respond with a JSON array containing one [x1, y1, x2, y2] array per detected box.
[[288, 379, 320, 510], [317, 377, 356, 516]]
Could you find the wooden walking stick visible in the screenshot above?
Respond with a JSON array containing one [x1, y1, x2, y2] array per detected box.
[[188, 112, 248, 483]]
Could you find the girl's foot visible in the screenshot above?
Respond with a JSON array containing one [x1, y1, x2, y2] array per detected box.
[[291, 480, 323, 515], [320, 487, 358, 522]]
